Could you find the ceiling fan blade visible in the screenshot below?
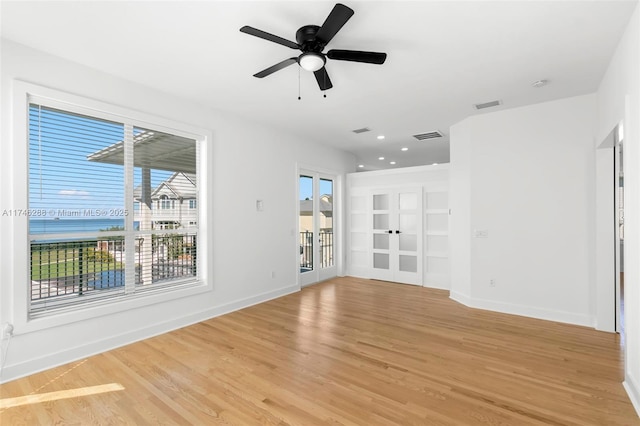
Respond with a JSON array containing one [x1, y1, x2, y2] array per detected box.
[[327, 49, 387, 64], [313, 67, 333, 91], [315, 3, 354, 45], [240, 26, 299, 49], [254, 58, 298, 78]]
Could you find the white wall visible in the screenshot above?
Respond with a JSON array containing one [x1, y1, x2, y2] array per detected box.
[[449, 121, 472, 300], [0, 39, 356, 383], [348, 164, 448, 189], [449, 94, 597, 327], [596, 2, 640, 415]]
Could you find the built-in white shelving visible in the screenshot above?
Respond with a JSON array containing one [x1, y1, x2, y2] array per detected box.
[[424, 190, 449, 288]]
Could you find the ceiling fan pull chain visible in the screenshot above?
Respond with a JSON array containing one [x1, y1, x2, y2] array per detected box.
[[323, 71, 327, 98], [298, 66, 301, 100]]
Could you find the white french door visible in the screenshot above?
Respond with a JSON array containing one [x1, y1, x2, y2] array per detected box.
[[299, 170, 337, 286], [370, 187, 422, 285]]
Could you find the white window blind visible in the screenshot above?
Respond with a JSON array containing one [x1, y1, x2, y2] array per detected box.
[[28, 103, 199, 317]]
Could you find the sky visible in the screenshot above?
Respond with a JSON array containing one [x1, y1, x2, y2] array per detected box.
[[299, 175, 333, 201], [28, 104, 173, 219]]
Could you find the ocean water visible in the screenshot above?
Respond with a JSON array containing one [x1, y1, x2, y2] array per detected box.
[[29, 218, 138, 235]]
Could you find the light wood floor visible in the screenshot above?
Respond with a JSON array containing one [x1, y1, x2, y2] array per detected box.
[[1, 277, 638, 425]]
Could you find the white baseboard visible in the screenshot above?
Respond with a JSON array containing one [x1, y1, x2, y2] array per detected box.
[[0, 284, 299, 384], [449, 290, 471, 306], [624, 373, 640, 418], [423, 282, 450, 290], [449, 292, 593, 327]]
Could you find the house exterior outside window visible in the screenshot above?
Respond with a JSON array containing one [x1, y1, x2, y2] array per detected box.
[[134, 172, 197, 230]]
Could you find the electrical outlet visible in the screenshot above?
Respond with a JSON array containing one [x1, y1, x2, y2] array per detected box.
[[489, 279, 496, 287], [2, 323, 14, 339], [474, 229, 489, 238]]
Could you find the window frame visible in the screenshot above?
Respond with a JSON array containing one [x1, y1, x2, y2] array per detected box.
[[159, 195, 171, 210], [11, 81, 212, 334]]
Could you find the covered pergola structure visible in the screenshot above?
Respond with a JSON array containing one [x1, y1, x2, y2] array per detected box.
[[88, 129, 197, 286]]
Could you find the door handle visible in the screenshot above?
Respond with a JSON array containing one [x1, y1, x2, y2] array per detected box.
[[388, 230, 393, 234], [395, 230, 401, 234]]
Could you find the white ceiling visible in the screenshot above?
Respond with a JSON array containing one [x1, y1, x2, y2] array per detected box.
[[1, 0, 637, 171]]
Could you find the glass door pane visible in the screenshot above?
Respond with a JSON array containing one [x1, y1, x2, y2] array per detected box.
[[372, 191, 391, 274], [396, 189, 421, 283], [299, 175, 314, 273], [319, 178, 334, 268], [300, 171, 338, 285]]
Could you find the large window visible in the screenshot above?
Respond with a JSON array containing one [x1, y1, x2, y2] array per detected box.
[[27, 102, 200, 317]]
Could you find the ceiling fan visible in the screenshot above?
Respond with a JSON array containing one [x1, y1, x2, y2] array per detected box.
[[240, 3, 387, 91]]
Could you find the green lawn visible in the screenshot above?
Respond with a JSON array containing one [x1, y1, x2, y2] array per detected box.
[[31, 260, 124, 280], [31, 247, 123, 280]]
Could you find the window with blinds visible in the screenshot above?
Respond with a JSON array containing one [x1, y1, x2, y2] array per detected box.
[[28, 103, 199, 317]]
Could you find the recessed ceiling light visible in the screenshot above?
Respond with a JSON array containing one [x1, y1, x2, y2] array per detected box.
[[401, 147, 408, 151], [358, 164, 364, 168], [390, 161, 396, 165], [432, 162, 438, 165], [532, 79, 549, 88], [378, 157, 385, 160], [377, 135, 385, 140]]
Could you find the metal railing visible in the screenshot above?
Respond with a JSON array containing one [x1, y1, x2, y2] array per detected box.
[[30, 233, 197, 302], [300, 231, 314, 271], [145, 233, 197, 284], [299, 230, 333, 272]]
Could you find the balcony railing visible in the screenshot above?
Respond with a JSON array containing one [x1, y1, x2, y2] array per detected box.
[[30, 233, 197, 302], [300, 230, 333, 272], [145, 233, 197, 283]]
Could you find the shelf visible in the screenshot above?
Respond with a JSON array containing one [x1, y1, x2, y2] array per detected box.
[[425, 251, 448, 258], [425, 272, 449, 278], [350, 247, 368, 252], [425, 231, 448, 236], [425, 192, 448, 211]]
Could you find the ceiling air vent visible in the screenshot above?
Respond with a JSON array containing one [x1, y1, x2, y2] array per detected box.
[[413, 131, 443, 141], [352, 127, 371, 134], [474, 100, 502, 110]]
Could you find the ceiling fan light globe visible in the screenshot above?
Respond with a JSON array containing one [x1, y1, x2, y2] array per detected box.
[[299, 53, 325, 72]]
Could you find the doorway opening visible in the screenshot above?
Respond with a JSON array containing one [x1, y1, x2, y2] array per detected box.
[[298, 170, 336, 286], [615, 123, 625, 336]]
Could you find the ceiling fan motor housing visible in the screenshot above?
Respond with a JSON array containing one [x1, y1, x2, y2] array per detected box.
[[296, 25, 324, 52]]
